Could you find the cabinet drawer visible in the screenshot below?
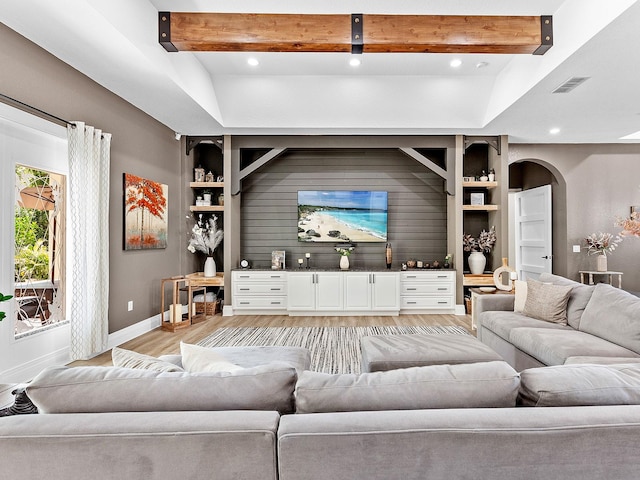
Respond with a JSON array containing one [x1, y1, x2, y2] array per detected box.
[[401, 283, 453, 295], [233, 283, 286, 295], [401, 296, 454, 309], [234, 296, 287, 309], [232, 272, 286, 282], [401, 271, 454, 283]]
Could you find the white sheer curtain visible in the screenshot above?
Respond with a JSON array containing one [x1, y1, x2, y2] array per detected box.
[[67, 122, 111, 360]]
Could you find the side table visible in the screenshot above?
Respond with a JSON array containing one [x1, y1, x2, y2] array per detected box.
[[469, 287, 514, 330], [185, 272, 224, 324], [579, 270, 623, 288], [160, 276, 204, 332]]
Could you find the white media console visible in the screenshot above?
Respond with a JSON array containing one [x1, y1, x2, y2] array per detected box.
[[231, 269, 457, 316]]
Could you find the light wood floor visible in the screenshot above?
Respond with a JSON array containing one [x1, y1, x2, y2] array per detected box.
[[1, 313, 473, 408], [70, 313, 473, 367]]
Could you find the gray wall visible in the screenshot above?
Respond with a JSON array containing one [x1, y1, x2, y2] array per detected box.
[[1, 23, 182, 333], [240, 149, 448, 270], [510, 144, 640, 293]]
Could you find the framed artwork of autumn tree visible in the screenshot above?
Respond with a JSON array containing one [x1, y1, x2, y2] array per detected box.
[[123, 173, 168, 250]]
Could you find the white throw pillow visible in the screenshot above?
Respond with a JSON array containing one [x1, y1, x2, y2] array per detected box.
[[513, 280, 528, 313], [180, 342, 244, 373]]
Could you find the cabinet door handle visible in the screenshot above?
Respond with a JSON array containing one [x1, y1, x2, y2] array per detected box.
[[271, 301, 281, 305], [239, 288, 250, 291], [271, 275, 282, 278], [270, 288, 281, 291], [407, 288, 417, 291], [437, 275, 448, 279], [438, 301, 448, 304], [406, 275, 417, 279], [239, 301, 250, 305], [438, 287, 447, 291], [407, 301, 417, 305], [239, 275, 250, 278]]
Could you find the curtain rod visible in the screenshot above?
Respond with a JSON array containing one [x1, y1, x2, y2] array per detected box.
[[0, 92, 73, 127]]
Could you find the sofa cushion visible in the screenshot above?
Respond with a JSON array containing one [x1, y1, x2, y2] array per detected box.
[[26, 363, 297, 414], [112, 347, 185, 372], [539, 273, 595, 329], [509, 327, 639, 366], [579, 283, 640, 354], [294, 361, 519, 413], [513, 280, 528, 312], [564, 356, 640, 365], [480, 311, 570, 342], [180, 342, 244, 373], [522, 279, 572, 324], [519, 363, 640, 406]]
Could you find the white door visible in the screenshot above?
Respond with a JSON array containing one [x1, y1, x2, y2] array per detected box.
[[513, 185, 552, 281], [344, 272, 371, 310], [316, 272, 344, 310], [371, 272, 400, 310], [286, 272, 316, 310]]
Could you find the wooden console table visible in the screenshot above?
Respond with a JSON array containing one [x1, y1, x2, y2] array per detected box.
[[579, 270, 623, 288], [185, 272, 224, 324]]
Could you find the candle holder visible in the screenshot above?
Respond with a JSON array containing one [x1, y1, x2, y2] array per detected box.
[[305, 253, 311, 269], [298, 258, 304, 269]]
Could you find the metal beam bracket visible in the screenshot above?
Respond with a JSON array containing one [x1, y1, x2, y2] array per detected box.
[[351, 13, 363, 54], [533, 15, 553, 55], [159, 12, 177, 52]]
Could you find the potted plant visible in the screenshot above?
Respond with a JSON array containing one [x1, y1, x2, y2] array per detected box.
[[584, 232, 622, 272], [0, 292, 13, 321], [463, 226, 497, 274]]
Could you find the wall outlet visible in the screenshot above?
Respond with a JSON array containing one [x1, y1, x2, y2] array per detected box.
[[127, 300, 134, 311], [572, 245, 581, 253]]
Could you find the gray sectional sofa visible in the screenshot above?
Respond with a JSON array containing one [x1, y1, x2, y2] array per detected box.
[[476, 272, 640, 371], [3, 318, 640, 479]]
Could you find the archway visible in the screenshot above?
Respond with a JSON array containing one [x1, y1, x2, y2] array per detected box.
[[508, 158, 568, 277]]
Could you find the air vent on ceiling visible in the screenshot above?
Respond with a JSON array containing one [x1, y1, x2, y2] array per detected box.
[[552, 77, 590, 93]]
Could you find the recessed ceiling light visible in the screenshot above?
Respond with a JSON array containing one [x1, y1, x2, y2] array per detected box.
[[450, 59, 462, 68], [349, 57, 361, 67], [247, 58, 259, 66], [476, 61, 489, 69], [549, 127, 561, 135]]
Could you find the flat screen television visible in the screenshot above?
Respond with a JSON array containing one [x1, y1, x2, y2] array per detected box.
[[298, 190, 388, 243]]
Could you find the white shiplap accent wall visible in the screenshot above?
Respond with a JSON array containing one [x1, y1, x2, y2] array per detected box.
[[240, 149, 447, 270]]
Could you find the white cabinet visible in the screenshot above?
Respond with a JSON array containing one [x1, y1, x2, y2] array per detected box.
[[344, 272, 400, 311], [287, 272, 344, 311], [400, 271, 455, 313], [232, 271, 287, 312]]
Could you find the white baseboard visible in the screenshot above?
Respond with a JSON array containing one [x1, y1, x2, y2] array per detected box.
[[222, 305, 234, 316], [107, 313, 163, 350], [455, 304, 467, 315]]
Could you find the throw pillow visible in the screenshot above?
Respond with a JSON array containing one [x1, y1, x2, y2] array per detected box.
[[112, 347, 185, 372], [295, 361, 520, 413], [180, 342, 244, 373], [522, 279, 572, 324], [513, 280, 528, 313]]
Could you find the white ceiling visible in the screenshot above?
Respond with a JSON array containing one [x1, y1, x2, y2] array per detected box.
[[2, 0, 640, 143]]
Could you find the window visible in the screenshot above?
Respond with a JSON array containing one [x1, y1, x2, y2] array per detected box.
[[14, 165, 66, 337]]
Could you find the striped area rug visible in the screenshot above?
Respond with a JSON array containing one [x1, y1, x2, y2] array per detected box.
[[198, 325, 469, 374]]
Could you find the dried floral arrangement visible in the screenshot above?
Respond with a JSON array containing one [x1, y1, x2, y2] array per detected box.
[[187, 214, 223, 256], [584, 232, 622, 256], [463, 226, 497, 253], [616, 211, 640, 238]]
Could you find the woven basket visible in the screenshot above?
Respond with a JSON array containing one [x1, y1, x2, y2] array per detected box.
[[195, 299, 221, 315]]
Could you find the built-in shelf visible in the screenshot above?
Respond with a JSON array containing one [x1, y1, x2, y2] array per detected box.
[[190, 205, 225, 212], [462, 205, 499, 211], [190, 182, 224, 188], [462, 181, 497, 188]]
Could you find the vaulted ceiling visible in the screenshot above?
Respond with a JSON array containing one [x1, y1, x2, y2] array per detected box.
[[2, 1, 640, 143]]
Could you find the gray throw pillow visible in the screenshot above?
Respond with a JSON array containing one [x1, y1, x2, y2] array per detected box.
[[295, 361, 519, 413], [519, 363, 640, 407], [522, 279, 572, 324]]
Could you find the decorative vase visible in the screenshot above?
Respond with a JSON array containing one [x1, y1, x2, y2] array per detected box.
[[596, 254, 607, 272], [340, 255, 350, 270], [468, 251, 486, 275], [204, 256, 216, 277]]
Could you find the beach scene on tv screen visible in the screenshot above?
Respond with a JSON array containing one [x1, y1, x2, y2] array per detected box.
[[298, 190, 388, 242]]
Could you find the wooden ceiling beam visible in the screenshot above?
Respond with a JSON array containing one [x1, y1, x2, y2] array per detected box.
[[159, 12, 552, 55]]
